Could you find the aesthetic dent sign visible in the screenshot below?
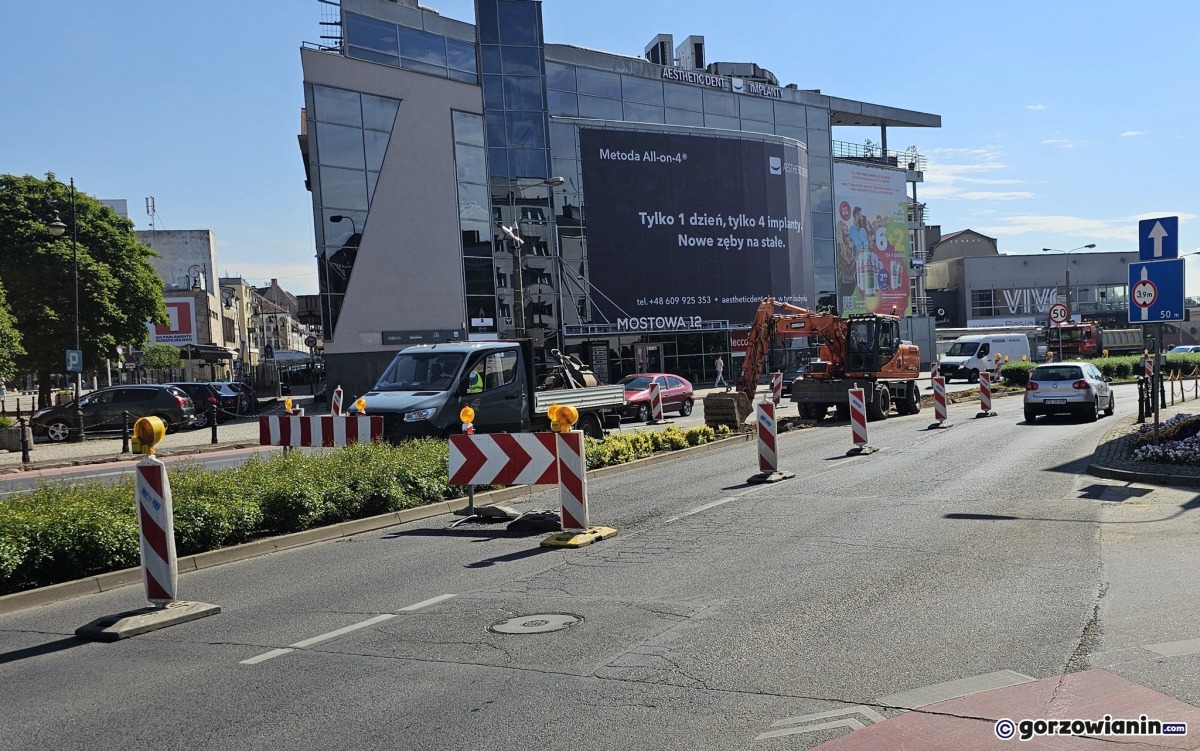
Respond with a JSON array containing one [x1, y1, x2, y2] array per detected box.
[[662, 67, 784, 99]]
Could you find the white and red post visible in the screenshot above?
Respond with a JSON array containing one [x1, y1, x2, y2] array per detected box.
[[978, 371, 993, 415], [771, 371, 783, 407], [134, 455, 178, 608], [556, 432, 588, 531], [757, 401, 778, 472], [932, 376, 948, 424], [849, 388, 868, 448], [647, 381, 664, 422], [330, 385, 344, 416]]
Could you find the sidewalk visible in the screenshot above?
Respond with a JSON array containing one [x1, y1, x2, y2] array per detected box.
[[0, 395, 311, 473]]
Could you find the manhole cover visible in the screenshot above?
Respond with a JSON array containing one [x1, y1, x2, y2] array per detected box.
[[488, 613, 582, 634]]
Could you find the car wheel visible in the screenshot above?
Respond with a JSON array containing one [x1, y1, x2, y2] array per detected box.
[[192, 411, 209, 429], [636, 402, 650, 422], [1024, 407, 1038, 423], [679, 398, 693, 417], [1105, 392, 1115, 416], [578, 413, 603, 439], [967, 369, 980, 384], [1085, 398, 1099, 423], [45, 420, 72, 442]]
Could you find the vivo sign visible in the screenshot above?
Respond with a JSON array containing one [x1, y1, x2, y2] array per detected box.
[[999, 287, 1059, 314]]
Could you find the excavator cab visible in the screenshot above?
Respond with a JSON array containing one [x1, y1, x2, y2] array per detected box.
[[845, 316, 901, 374]]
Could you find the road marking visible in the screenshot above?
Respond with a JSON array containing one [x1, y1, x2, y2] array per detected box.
[[755, 706, 885, 741], [876, 670, 1035, 710], [665, 497, 739, 523], [240, 594, 455, 665], [1143, 637, 1200, 657]]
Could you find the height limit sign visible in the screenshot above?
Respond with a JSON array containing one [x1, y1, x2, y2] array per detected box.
[[1128, 259, 1184, 323]]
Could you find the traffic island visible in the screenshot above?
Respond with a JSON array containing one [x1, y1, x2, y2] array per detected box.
[[541, 526, 618, 548], [75, 601, 221, 642]]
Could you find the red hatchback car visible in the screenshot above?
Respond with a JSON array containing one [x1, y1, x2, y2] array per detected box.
[[617, 373, 694, 421]]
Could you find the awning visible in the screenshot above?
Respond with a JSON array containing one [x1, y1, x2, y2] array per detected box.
[[179, 344, 234, 362], [270, 349, 319, 363]]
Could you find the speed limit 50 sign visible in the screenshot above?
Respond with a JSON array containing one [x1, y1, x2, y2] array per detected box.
[[1128, 259, 1184, 323], [1048, 302, 1069, 324]]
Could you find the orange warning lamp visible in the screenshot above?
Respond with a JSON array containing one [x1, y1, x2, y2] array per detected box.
[[460, 405, 475, 424], [553, 404, 579, 433], [355, 397, 367, 414], [132, 416, 166, 455], [284, 397, 294, 412]]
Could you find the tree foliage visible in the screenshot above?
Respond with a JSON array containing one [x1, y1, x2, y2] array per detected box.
[[140, 343, 182, 370], [0, 174, 166, 401]]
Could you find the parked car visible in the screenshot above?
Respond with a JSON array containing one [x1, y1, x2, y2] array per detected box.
[[30, 384, 196, 442], [208, 381, 257, 413], [1023, 362, 1114, 423], [1168, 345, 1200, 354], [617, 373, 694, 421], [166, 382, 225, 428]]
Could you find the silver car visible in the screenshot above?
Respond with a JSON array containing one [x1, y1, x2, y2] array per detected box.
[[1023, 362, 1114, 422]]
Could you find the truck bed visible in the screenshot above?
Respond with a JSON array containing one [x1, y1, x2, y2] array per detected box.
[[532, 384, 626, 415]]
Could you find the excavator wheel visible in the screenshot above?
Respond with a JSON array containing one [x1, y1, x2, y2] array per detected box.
[[865, 386, 890, 421]]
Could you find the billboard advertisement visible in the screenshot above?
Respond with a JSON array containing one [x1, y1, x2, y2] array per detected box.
[[833, 162, 910, 317], [579, 128, 809, 330], [148, 298, 196, 345]]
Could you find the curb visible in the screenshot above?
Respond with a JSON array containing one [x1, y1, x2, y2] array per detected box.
[[1085, 411, 1200, 488], [0, 433, 751, 614]]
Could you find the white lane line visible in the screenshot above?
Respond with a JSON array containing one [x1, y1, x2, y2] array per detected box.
[[769, 706, 887, 727], [241, 594, 455, 665], [876, 670, 1035, 710], [239, 648, 294, 665], [756, 719, 866, 740], [398, 593, 456, 611], [1143, 637, 1200, 657], [665, 497, 739, 523]]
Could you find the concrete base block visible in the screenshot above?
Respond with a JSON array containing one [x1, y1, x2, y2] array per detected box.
[[461, 505, 521, 522], [845, 445, 879, 456], [927, 421, 953, 430], [747, 470, 797, 483], [75, 601, 221, 642], [975, 411, 998, 418], [541, 526, 618, 549]]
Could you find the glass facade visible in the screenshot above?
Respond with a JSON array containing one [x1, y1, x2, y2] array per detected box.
[[309, 84, 400, 339], [345, 12, 479, 83]]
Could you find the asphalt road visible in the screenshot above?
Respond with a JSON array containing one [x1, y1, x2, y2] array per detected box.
[[4, 382, 1198, 750]]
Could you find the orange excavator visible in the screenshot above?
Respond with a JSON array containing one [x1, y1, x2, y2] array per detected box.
[[706, 297, 923, 425]]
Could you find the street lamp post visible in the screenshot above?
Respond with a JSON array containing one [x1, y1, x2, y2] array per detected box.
[[1042, 244, 1097, 360], [47, 178, 84, 442]]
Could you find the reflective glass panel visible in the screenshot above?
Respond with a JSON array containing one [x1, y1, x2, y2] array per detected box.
[[362, 130, 388, 172], [459, 182, 491, 222], [489, 147, 510, 178], [506, 112, 546, 148], [665, 108, 704, 126], [348, 47, 399, 67], [446, 38, 477, 73], [739, 95, 774, 122], [482, 75, 505, 110], [509, 148, 548, 178], [502, 46, 542, 75], [703, 113, 740, 130], [398, 26, 447, 65], [313, 86, 362, 127], [455, 143, 487, 184], [664, 84, 703, 111], [476, 1, 499, 44], [577, 95, 622, 120], [480, 44, 502, 73], [498, 0, 539, 46], [546, 61, 576, 91], [319, 166, 368, 210], [486, 113, 507, 147], [623, 102, 664, 124], [465, 258, 496, 294], [576, 68, 621, 98], [362, 94, 400, 132], [548, 89, 577, 117], [703, 91, 738, 116], [316, 122, 365, 170], [453, 111, 485, 147], [774, 101, 806, 127], [345, 13, 398, 56], [504, 76, 545, 111], [548, 123, 577, 157], [806, 106, 829, 129], [621, 75, 664, 106]]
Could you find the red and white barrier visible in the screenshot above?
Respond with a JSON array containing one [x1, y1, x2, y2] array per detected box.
[[259, 415, 383, 447], [449, 433, 558, 486], [647, 381, 664, 422], [930, 362, 940, 389], [135, 455, 178, 607], [771, 372, 783, 406], [979, 371, 993, 413], [933, 376, 948, 423], [330, 386, 343, 416], [1145, 356, 1154, 380], [849, 388, 868, 447], [757, 401, 778, 472], [557, 432, 588, 531]]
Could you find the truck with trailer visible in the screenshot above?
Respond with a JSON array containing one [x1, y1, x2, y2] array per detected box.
[[348, 340, 624, 441], [1048, 322, 1144, 359], [705, 297, 923, 425]]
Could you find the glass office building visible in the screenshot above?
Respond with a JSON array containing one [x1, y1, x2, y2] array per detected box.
[[300, 0, 940, 397]]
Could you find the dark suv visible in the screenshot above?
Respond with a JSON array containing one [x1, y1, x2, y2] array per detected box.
[[166, 382, 225, 428], [30, 385, 196, 442]]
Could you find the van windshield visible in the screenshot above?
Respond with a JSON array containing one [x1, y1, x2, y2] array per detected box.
[[373, 352, 464, 391], [946, 342, 979, 357]]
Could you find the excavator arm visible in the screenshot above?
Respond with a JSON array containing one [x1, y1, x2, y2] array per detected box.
[[734, 298, 847, 401]]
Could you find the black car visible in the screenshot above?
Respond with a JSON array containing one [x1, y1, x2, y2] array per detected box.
[[166, 382, 226, 428], [208, 381, 256, 413], [30, 384, 196, 442]]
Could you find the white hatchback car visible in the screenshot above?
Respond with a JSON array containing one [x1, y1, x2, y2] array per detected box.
[[1024, 362, 1114, 423]]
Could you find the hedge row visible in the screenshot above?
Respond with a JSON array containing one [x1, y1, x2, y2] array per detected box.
[[0, 426, 724, 596], [999, 353, 1200, 387]]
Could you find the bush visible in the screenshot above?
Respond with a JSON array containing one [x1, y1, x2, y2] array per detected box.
[[1000, 362, 1035, 387]]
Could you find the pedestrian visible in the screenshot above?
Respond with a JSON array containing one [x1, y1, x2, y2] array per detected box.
[[714, 356, 729, 390]]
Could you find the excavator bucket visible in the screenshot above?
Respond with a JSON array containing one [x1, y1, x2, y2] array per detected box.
[[703, 391, 753, 429]]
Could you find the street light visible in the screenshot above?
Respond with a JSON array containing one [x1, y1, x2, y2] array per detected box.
[[47, 178, 84, 443], [1043, 243, 1096, 360]]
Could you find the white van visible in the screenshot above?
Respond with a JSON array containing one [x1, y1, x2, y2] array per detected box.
[[938, 334, 1031, 383]]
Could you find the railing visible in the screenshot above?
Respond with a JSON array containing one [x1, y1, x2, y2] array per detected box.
[[833, 140, 926, 172]]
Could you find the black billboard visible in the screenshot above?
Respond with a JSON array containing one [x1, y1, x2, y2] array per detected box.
[[579, 128, 810, 331]]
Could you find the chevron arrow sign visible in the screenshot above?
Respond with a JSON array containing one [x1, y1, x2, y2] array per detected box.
[[449, 433, 559, 486]]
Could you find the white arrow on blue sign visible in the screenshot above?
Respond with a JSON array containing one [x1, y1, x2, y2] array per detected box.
[[1128, 259, 1185, 323], [1138, 216, 1178, 261]]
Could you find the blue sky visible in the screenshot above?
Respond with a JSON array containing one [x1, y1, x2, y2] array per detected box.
[[4, 1, 1198, 298]]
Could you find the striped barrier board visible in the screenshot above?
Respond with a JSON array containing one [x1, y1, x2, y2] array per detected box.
[[330, 386, 343, 416], [647, 381, 664, 422], [449, 433, 558, 486], [849, 388, 868, 446], [135, 455, 178, 606], [979, 371, 993, 413], [933, 376, 948, 423], [557, 432, 588, 531], [771, 371, 783, 406], [259, 415, 383, 447], [757, 401, 778, 471]]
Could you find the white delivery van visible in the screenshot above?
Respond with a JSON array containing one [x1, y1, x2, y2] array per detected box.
[[938, 334, 1030, 383]]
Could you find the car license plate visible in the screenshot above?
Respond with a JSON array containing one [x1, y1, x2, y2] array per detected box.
[[1044, 398, 1067, 405]]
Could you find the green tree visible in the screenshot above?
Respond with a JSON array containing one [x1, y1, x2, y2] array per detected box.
[[0, 279, 24, 383], [0, 174, 166, 407], [140, 343, 182, 370]]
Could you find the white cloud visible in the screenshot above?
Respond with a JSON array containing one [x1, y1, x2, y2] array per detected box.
[[1040, 139, 1080, 148], [920, 145, 1020, 201], [957, 191, 1035, 201], [1025, 104, 1047, 111], [1120, 130, 1145, 137], [975, 212, 1197, 244]]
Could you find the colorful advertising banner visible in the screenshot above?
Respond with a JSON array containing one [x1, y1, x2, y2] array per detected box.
[[148, 299, 196, 345], [833, 162, 910, 317], [579, 128, 810, 330]]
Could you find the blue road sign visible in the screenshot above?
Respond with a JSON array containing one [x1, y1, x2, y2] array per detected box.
[[65, 349, 82, 373], [1139, 216, 1179, 261], [1128, 259, 1185, 323]]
